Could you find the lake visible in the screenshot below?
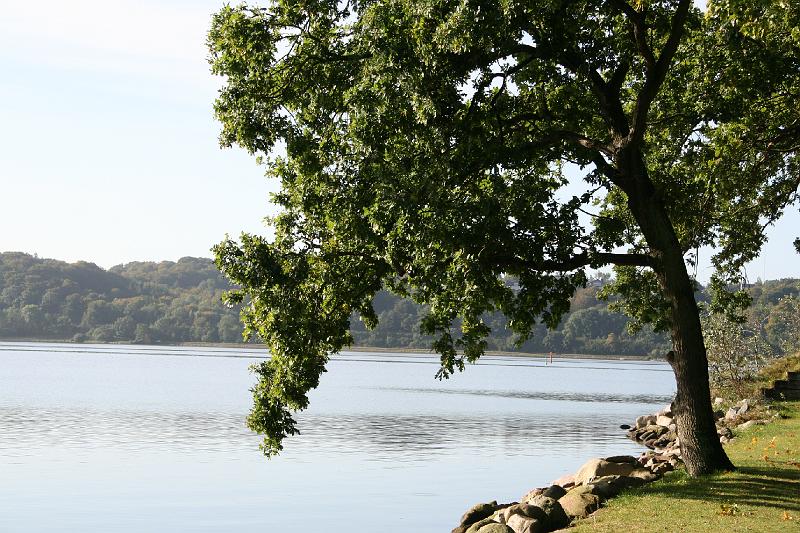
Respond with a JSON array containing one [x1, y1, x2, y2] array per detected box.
[[0, 342, 675, 532]]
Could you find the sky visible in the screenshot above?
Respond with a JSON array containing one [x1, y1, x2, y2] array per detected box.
[[0, 0, 797, 282]]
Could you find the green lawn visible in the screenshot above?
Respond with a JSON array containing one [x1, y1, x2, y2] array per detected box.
[[569, 402, 800, 532]]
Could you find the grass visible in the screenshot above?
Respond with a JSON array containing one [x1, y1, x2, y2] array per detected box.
[[568, 401, 800, 533]]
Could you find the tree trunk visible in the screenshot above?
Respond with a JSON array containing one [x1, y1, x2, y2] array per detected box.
[[660, 254, 735, 475], [622, 151, 735, 476]]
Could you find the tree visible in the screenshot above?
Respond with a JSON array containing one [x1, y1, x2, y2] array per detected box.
[[702, 312, 773, 398], [208, 0, 799, 475]]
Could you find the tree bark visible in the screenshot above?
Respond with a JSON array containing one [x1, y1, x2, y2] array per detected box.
[[659, 248, 735, 475], [621, 150, 735, 476]]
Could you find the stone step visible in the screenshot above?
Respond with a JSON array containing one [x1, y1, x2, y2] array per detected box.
[[773, 382, 800, 391], [763, 388, 800, 400]]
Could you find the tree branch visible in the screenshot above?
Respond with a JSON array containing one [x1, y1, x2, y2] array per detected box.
[[629, 0, 691, 144], [609, 0, 656, 72], [497, 251, 658, 273]]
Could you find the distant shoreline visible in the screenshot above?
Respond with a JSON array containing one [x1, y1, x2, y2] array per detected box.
[[0, 338, 663, 362]]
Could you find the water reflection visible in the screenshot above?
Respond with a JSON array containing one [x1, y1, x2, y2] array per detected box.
[[2, 406, 644, 463], [295, 412, 639, 460], [379, 386, 673, 405]]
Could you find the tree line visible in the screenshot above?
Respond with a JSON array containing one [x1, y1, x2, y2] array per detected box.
[[1, 252, 797, 358]]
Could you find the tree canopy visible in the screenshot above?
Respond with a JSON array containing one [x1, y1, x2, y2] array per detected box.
[[208, 0, 800, 474]]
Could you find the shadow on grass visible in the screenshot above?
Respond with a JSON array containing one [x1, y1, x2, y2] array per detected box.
[[637, 463, 800, 512]]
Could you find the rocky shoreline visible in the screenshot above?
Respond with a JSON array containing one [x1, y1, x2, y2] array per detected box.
[[452, 399, 778, 533]]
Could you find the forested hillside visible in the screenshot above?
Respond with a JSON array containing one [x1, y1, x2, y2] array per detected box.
[[0, 253, 242, 343], [1, 252, 797, 357]]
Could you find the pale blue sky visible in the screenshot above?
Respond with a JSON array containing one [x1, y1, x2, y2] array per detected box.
[[1, 0, 797, 282]]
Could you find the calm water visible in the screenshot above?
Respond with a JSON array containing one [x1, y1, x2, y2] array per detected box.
[[0, 342, 675, 532]]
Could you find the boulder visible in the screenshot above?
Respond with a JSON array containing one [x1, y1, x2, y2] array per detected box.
[[492, 503, 545, 524], [465, 518, 497, 533], [585, 474, 648, 499], [456, 502, 498, 532], [627, 467, 659, 482], [551, 473, 576, 489], [604, 455, 639, 465], [656, 415, 673, 427], [717, 427, 733, 439], [505, 514, 544, 533], [713, 397, 724, 406], [477, 523, 515, 533], [736, 399, 751, 415], [558, 486, 601, 519], [542, 485, 568, 500], [736, 420, 766, 431], [635, 414, 657, 428], [724, 407, 739, 421], [519, 488, 543, 503], [466, 519, 515, 533], [574, 458, 636, 484], [653, 462, 675, 475], [524, 495, 570, 531]]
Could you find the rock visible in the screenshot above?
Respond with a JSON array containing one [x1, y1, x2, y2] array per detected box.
[[604, 455, 639, 465], [480, 523, 516, 533], [465, 518, 497, 533], [551, 473, 576, 489], [519, 488, 543, 503], [585, 477, 621, 499], [574, 458, 637, 484], [524, 495, 570, 531], [653, 462, 675, 475], [501, 503, 546, 523], [493, 503, 549, 533], [542, 484, 568, 500], [586, 475, 648, 499], [717, 427, 733, 439], [505, 514, 544, 533], [724, 407, 739, 421], [620, 424, 631, 430], [635, 414, 656, 428], [713, 409, 725, 420], [627, 467, 660, 482], [736, 420, 767, 431], [714, 397, 724, 406], [458, 502, 498, 531], [558, 486, 601, 519], [657, 404, 673, 417], [656, 415, 673, 427]]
